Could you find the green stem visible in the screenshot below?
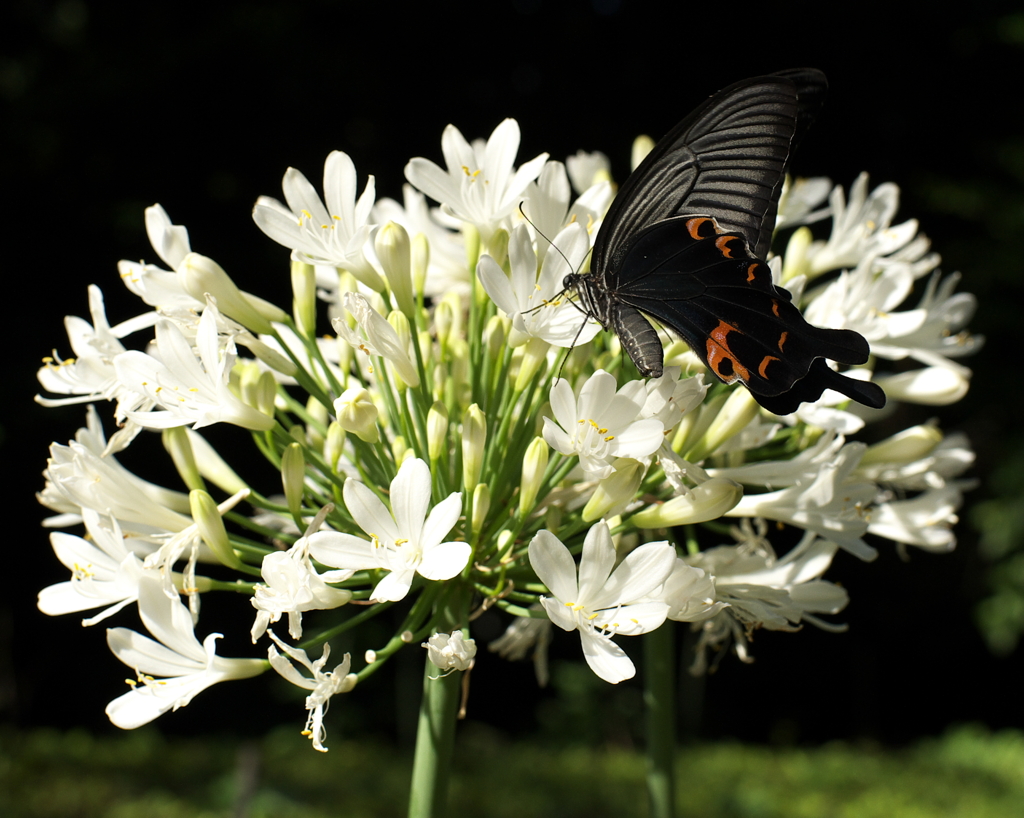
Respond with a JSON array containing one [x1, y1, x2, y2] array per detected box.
[[407, 660, 460, 818], [645, 622, 676, 818]]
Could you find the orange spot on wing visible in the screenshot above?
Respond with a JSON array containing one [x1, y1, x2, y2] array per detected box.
[[705, 320, 749, 383], [771, 300, 781, 317], [777, 331, 788, 352], [716, 236, 740, 258], [746, 263, 759, 282], [758, 355, 779, 378], [686, 217, 713, 240]]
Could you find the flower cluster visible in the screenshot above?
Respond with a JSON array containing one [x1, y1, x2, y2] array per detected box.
[[36, 116, 976, 748]]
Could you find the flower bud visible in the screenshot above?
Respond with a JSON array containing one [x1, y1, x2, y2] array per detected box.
[[514, 336, 548, 392], [486, 228, 509, 272], [255, 370, 279, 419], [391, 436, 409, 465], [631, 477, 743, 528], [583, 458, 645, 522], [376, 221, 415, 319], [179, 252, 284, 333], [427, 401, 449, 462], [387, 310, 416, 391], [435, 299, 454, 349], [190, 489, 243, 568], [324, 421, 346, 472], [687, 388, 759, 461], [412, 232, 429, 298], [334, 387, 380, 443], [185, 429, 249, 494], [462, 404, 487, 493], [163, 426, 203, 491], [518, 436, 549, 518], [860, 423, 942, 466], [483, 315, 506, 362], [291, 259, 317, 336], [463, 223, 481, 275], [876, 367, 967, 406], [472, 483, 490, 538], [782, 226, 813, 283], [237, 335, 298, 378], [281, 442, 305, 519], [631, 134, 655, 170]]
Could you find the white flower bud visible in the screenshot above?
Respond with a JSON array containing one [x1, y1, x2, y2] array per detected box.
[[687, 388, 759, 461], [291, 259, 317, 336], [324, 421, 345, 472], [376, 222, 415, 319], [876, 367, 969, 406], [462, 404, 487, 493], [412, 232, 429, 298], [190, 489, 242, 568], [281, 442, 305, 519], [632, 477, 743, 528], [163, 426, 203, 491], [334, 387, 379, 443], [860, 423, 942, 466], [583, 458, 645, 522], [519, 436, 549, 518], [472, 483, 490, 538], [179, 252, 285, 333], [427, 401, 449, 462]]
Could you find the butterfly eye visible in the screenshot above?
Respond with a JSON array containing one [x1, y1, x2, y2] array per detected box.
[[563, 273, 576, 290]]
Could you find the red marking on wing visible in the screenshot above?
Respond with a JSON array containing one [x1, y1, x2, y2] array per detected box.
[[758, 355, 780, 378], [705, 320, 750, 383]]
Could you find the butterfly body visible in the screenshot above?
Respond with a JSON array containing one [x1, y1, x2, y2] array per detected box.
[[568, 70, 886, 415]]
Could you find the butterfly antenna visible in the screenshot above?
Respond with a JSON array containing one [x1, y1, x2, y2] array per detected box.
[[518, 202, 584, 282]]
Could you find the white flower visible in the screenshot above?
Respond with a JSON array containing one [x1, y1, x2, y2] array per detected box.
[[870, 272, 982, 371], [868, 486, 965, 553], [267, 632, 357, 753], [333, 292, 420, 387], [308, 458, 468, 603], [724, 442, 878, 561], [542, 370, 664, 480], [687, 535, 848, 670], [807, 174, 920, 274], [251, 537, 353, 643], [105, 576, 264, 729], [37, 509, 148, 625], [659, 560, 726, 622], [519, 160, 613, 263], [252, 151, 382, 288], [40, 406, 194, 533], [114, 299, 275, 432], [117, 205, 205, 312], [478, 223, 601, 348], [423, 631, 477, 673], [875, 366, 969, 406], [529, 522, 675, 684], [404, 118, 548, 240], [565, 150, 611, 195]]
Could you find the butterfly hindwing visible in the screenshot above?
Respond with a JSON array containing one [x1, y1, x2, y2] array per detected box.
[[607, 217, 885, 410]]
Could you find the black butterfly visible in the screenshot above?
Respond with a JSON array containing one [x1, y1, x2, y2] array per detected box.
[[564, 69, 886, 416]]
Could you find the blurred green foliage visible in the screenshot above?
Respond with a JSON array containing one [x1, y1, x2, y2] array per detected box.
[[2, 724, 1022, 817]]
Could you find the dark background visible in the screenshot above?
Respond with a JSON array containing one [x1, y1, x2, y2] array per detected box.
[[5, 0, 1024, 748]]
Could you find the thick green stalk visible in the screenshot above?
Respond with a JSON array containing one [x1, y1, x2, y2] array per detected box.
[[407, 661, 461, 818], [645, 622, 676, 818]]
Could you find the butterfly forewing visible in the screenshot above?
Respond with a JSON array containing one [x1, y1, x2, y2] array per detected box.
[[593, 74, 813, 272]]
